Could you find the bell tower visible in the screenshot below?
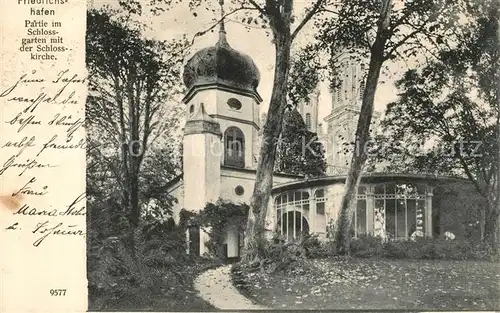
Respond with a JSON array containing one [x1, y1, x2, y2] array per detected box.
[[180, 0, 262, 256], [324, 49, 380, 174], [182, 0, 262, 171]]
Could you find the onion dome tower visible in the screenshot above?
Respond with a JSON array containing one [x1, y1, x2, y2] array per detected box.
[[182, 3, 261, 100], [181, 0, 263, 257], [182, 34, 261, 97]]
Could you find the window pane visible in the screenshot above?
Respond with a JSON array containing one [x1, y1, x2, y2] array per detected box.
[[386, 199, 396, 239], [315, 189, 325, 198], [303, 203, 310, 212], [374, 184, 385, 194], [356, 199, 367, 235], [386, 183, 396, 194], [316, 202, 325, 215], [416, 184, 426, 195], [407, 199, 417, 236], [295, 191, 302, 201], [396, 199, 406, 238]]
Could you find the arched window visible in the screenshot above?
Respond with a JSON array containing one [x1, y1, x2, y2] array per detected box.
[[224, 127, 245, 168], [275, 191, 310, 240]]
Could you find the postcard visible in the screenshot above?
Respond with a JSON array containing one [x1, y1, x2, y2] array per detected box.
[[1, 0, 498, 312]]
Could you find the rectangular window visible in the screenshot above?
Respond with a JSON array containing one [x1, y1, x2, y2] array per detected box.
[[316, 202, 325, 215], [386, 199, 396, 238], [386, 183, 396, 194], [374, 184, 385, 195], [303, 203, 310, 212], [396, 199, 406, 239], [407, 199, 417, 236], [356, 199, 367, 235]]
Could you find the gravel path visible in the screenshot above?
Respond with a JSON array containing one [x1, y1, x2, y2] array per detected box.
[[194, 265, 268, 310]]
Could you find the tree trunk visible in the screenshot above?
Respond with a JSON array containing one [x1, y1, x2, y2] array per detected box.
[[483, 193, 499, 249], [129, 171, 140, 226], [243, 33, 292, 262], [334, 0, 393, 254]]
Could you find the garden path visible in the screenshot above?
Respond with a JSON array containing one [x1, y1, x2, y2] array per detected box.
[[194, 265, 268, 310]]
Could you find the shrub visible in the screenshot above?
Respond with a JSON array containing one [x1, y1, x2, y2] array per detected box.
[[346, 235, 496, 261], [301, 233, 329, 259], [383, 240, 409, 259], [87, 220, 197, 310], [242, 234, 313, 275], [349, 235, 384, 258]]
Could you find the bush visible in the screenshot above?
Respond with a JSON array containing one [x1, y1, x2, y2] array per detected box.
[[301, 233, 329, 259], [347, 235, 496, 261], [350, 235, 384, 258], [242, 234, 313, 275], [87, 220, 197, 310]]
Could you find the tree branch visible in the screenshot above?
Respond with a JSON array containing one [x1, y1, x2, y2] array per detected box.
[[191, 6, 258, 44], [291, 0, 326, 41]]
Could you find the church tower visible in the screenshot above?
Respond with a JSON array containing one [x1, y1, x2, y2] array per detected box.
[[181, 0, 262, 254], [324, 49, 379, 174]]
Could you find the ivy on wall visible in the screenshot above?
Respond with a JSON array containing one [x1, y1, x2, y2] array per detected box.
[[179, 199, 249, 259]]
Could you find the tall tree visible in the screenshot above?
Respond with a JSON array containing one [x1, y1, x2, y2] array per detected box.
[[377, 1, 499, 246], [86, 8, 187, 227], [313, 0, 464, 253], [238, 0, 333, 261]]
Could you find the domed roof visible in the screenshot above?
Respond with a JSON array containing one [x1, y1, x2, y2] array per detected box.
[[183, 28, 261, 96]]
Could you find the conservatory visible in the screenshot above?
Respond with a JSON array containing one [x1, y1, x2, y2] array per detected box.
[[269, 173, 442, 241]]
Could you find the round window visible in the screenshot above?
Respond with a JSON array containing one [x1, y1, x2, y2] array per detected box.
[[227, 98, 242, 110], [235, 185, 245, 196]]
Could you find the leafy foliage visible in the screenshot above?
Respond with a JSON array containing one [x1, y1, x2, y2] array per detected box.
[[274, 108, 327, 177], [181, 200, 249, 259], [287, 47, 323, 108], [86, 7, 187, 226], [303, 0, 471, 254], [87, 220, 218, 311], [377, 1, 499, 245], [348, 235, 498, 260]]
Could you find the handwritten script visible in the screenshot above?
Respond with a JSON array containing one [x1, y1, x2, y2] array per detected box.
[[0, 69, 86, 247]]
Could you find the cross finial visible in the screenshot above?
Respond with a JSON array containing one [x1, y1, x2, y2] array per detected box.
[[217, 0, 229, 46]]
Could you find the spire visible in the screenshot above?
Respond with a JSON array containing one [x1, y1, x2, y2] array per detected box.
[[217, 0, 229, 47]]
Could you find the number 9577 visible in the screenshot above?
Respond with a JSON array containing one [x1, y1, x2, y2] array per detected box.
[[50, 289, 66, 296]]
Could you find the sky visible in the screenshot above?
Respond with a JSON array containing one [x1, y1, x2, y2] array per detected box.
[[89, 0, 415, 129]]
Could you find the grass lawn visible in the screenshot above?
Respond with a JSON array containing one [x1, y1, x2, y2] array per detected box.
[[240, 257, 500, 310]]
